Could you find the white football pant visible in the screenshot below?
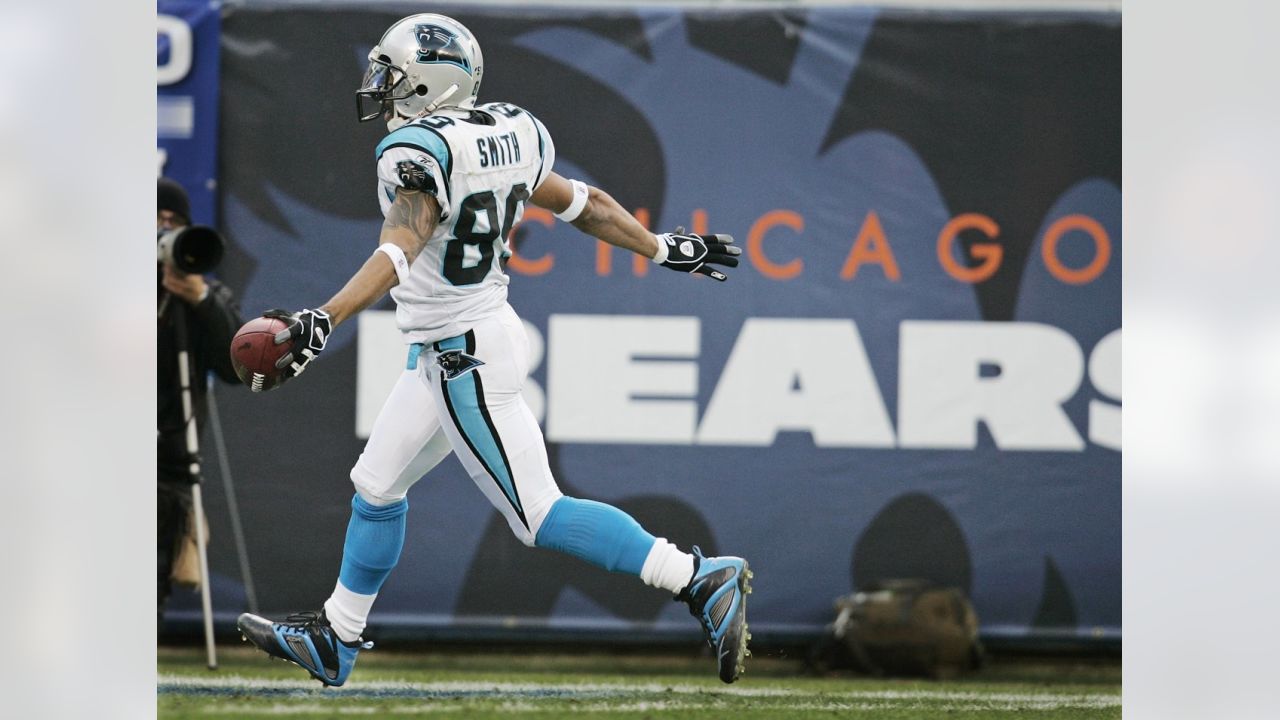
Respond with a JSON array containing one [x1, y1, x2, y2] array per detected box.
[[349, 303, 563, 545]]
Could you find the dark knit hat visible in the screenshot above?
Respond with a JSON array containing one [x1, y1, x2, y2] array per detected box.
[[158, 177, 191, 224]]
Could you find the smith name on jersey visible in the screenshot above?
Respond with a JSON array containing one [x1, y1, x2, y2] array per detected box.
[[374, 102, 556, 344]]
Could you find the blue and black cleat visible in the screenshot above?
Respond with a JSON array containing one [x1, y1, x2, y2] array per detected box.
[[677, 546, 753, 683], [236, 610, 371, 687]]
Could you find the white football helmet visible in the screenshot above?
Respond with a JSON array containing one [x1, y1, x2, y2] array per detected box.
[[356, 14, 484, 130]]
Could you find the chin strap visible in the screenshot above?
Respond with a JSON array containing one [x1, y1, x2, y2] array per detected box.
[[386, 83, 462, 132], [422, 83, 460, 114]]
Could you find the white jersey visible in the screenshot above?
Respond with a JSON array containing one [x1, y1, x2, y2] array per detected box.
[[374, 102, 555, 344]]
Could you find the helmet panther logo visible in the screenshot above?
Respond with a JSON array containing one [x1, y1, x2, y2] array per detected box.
[[414, 24, 471, 72]]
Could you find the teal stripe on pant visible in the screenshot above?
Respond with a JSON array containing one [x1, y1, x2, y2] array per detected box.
[[435, 332, 525, 524], [444, 371, 520, 512]]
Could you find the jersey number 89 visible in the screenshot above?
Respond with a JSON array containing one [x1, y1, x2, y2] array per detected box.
[[445, 182, 531, 285]]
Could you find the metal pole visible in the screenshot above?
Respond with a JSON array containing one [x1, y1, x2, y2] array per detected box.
[[172, 304, 218, 670], [206, 377, 260, 615], [189, 483, 217, 670]]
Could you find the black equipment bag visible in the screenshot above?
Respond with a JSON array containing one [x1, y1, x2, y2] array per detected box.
[[813, 579, 985, 679]]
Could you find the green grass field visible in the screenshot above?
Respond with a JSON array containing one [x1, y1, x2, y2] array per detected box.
[[158, 645, 1120, 718]]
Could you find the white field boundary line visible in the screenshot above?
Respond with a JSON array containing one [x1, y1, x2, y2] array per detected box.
[[198, 700, 1119, 715], [158, 676, 796, 697], [160, 674, 1119, 709]]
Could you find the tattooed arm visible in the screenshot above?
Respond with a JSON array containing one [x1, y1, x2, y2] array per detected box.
[[318, 187, 441, 327]]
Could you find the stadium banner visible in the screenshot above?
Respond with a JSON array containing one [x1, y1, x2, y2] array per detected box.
[[182, 3, 1120, 645], [157, 0, 221, 224]]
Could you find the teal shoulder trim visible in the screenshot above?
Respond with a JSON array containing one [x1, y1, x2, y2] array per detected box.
[[375, 125, 453, 177]]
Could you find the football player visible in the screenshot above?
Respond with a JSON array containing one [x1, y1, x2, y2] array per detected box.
[[236, 14, 750, 686]]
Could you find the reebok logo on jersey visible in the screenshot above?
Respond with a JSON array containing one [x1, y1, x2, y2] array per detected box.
[[438, 350, 485, 380]]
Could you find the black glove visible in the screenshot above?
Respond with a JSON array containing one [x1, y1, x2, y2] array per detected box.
[[264, 308, 332, 379], [653, 227, 741, 281]]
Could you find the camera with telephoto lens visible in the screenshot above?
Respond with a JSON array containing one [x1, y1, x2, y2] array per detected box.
[[157, 225, 225, 274]]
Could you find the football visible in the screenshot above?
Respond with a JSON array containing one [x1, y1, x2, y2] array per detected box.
[[230, 316, 292, 392]]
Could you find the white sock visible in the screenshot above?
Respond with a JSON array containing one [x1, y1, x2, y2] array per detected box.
[[640, 538, 696, 594], [323, 581, 377, 643]]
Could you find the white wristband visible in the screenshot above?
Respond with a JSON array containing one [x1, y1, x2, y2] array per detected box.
[[376, 243, 411, 286], [651, 234, 670, 264], [554, 179, 589, 222]]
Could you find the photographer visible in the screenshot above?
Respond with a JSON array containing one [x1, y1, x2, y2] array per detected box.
[[157, 176, 242, 619]]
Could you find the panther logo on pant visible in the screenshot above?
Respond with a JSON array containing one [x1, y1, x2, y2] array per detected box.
[[437, 350, 484, 380]]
